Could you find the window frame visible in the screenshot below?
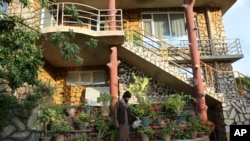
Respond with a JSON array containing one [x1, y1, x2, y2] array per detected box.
[[66, 70, 106, 86], [141, 12, 187, 40]]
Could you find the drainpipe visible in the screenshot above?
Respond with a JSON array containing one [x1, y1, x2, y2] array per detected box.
[[107, 0, 119, 114], [183, 0, 208, 122]]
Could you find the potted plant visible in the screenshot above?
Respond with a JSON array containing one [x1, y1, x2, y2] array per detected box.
[[65, 104, 77, 117], [79, 98, 92, 114], [137, 127, 154, 141], [74, 112, 90, 130], [186, 115, 200, 139], [52, 120, 74, 140], [160, 121, 176, 141], [97, 92, 113, 116], [95, 115, 110, 141], [164, 94, 194, 122], [130, 102, 157, 126], [36, 108, 58, 141]]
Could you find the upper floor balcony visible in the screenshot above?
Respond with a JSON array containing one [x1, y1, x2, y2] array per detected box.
[[37, 2, 124, 45], [8, 2, 242, 66]]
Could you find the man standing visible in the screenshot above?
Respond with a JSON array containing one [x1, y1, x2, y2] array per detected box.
[[114, 91, 137, 141]]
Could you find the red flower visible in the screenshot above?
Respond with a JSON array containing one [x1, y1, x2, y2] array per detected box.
[[22, 92, 28, 96]]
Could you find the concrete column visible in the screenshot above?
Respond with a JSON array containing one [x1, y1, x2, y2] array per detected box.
[[107, 46, 120, 113], [109, 0, 116, 31]]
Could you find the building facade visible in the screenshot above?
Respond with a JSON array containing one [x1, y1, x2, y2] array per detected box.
[[1, 0, 250, 141]]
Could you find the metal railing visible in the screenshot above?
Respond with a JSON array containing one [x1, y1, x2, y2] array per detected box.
[[124, 26, 194, 85], [124, 26, 249, 98], [160, 39, 243, 57], [8, 2, 123, 31]]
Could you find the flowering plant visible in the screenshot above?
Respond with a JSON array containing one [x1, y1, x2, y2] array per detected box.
[[186, 115, 201, 132], [201, 120, 215, 133], [161, 120, 177, 135], [130, 102, 158, 118], [137, 127, 154, 137]]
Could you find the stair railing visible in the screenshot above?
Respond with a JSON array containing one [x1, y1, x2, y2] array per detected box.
[[123, 25, 249, 98]]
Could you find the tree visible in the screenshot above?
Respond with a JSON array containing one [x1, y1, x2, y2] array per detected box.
[[0, 0, 97, 89]]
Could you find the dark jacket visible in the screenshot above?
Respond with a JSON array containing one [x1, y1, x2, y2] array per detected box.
[[117, 101, 136, 124]]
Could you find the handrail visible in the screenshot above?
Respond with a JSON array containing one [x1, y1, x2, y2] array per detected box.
[[124, 25, 249, 98], [124, 25, 194, 85], [7, 2, 123, 31]]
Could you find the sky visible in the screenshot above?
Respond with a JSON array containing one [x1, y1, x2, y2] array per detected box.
[[223, 0, 250, 76]]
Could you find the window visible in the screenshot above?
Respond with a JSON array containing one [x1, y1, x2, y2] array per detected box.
[[66, 70, 106, 85], [142, 13, 188, 43]]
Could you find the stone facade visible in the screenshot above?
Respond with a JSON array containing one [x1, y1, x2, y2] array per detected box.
[[1, 5, 249, 141]]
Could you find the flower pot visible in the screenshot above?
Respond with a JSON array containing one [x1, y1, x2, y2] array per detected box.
[[162, 134, 171, 141], [140, 134, 149, 141], [76, 122, 89, 130], [67, 107, 76, 117], [141, 117, 150, 127], [190, 131, 197, 139], [197, 131, 205, 137]]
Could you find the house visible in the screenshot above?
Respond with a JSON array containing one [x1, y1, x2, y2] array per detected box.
[[2, 0, 250, 141]]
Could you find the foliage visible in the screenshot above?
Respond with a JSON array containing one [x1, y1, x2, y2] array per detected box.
[[0, 94, 18, 131], [186, 115, 201, 132], [164, 94, 194, 116], [78, 112, 89, 122], [85, 38, 98, 49], [137, 127, 154, 137], [0, 14, 44, 89], [130, 102, 158, 118], [52, 120, 74, 134], [64, 5, 79, 20], [172, 125, 184, 138], [50, 30, 83, 64], [95, 115, 110, 138], [0, 1, 99, 89], [125, 73, 150, 103], [109, 129, 118, 141], [76, 133, 87, 141], [201, 120, 215, 133], [161, 121, 177, 135], [235, 76, 250, 89], [97, 92, 113, 104], [34, 81, 55, 97]]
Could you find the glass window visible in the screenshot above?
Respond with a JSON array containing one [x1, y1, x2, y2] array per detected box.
[[66, 70, 106, 85], [142, 13, 187, 40]]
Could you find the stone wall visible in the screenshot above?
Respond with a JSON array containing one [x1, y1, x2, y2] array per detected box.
[[196, 9, 228, 56], [215, 62, 250, 141]]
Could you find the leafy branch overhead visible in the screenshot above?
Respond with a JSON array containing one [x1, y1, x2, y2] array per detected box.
[[0, 0, 98, 89], [50, 30, 98, 64]]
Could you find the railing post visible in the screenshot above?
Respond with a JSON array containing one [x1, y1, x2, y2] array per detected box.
[[56, 3, 59, 26], [61, 3, 64, 26]]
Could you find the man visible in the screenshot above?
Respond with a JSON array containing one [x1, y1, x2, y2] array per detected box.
[[114, 91, 137, 141]]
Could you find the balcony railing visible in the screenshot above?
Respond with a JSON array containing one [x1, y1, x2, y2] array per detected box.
[[165, 39, 243, 57], [8, 2, 123, 31]]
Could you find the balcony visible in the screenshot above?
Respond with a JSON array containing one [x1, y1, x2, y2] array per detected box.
[[166, 38, 243, 63], [38, 2, 124, 42]]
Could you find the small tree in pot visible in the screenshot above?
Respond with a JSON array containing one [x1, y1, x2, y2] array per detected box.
[[97, 92, 113, 117]]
